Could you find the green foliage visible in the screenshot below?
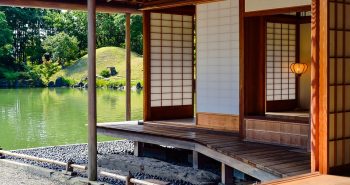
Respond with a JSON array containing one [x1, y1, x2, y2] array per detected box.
[[42, 32, 79, 67], [0, 11, 13, 58], [100, 69, 111, 78], [35, 60, 61, 83], [3, 71, 20, 81], [57, 76, 77, 86]]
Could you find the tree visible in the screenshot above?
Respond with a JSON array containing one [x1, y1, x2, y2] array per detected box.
[[130, 15, 143, 55], [32, 55, 60, 83], [0, 11, 13, 58], [0, 7, 54, 64], [42, 32, 79, 67]]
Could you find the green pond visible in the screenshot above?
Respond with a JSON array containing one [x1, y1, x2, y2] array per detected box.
[[0, 88, 143, 150]]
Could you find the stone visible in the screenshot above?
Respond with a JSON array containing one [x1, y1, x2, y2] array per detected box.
[[136, 82, 143, 90], [55, 77, 68, 87], [47, 81, 55, 88], [107, 67, 117, 76]]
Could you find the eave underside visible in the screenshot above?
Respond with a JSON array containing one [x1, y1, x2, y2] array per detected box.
[[0, 0, 221, 13]]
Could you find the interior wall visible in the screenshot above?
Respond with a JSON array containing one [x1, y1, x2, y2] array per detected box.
[[245, 0, 311, 12], [196, 0, 240, 115], [299, 23, 311, 110]]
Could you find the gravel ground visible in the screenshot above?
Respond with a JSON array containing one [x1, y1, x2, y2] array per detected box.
[[5, 140, 218, 185], [0, 164, 61, 185]]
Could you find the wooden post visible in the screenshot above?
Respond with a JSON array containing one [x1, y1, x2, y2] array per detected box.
[[87, 0, 97, 181], [221, 163, 234, 185], [192, 151, 198, 169], [133, 141, 143, 157], [126, 171, 134, 185], [125, 13, 131, 121]]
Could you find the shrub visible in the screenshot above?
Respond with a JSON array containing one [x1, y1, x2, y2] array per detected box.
[[3, 71, 20, 80], [100, 69, 111, 78], [62, 77, 77, 86]]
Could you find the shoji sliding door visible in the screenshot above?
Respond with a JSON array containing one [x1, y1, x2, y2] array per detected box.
[[143, 7, 195, 121], [327, 0, 350, 173], [266, 21, 298, 111]]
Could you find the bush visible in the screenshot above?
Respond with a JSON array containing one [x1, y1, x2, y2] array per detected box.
[[3, 71, 20, 80], [100, 69, 111, 78], [62, 77, 77, 86]]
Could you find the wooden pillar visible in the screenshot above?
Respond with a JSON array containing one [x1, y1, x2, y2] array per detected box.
[[238, 0, 246, 139], [134, 141, 143, 157], [87, 0, 97, 181], [125, 13, 131, 121], [192, 151, 198, 169], [221, 163, 234, 185]]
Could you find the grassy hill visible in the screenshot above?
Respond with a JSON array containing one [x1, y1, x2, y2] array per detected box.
[[52, 47, 143, 85]]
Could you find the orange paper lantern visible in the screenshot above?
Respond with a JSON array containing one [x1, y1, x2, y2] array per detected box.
[[290, 63, 308, 76]]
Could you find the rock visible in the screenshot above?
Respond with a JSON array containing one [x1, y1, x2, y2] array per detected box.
[[47, 81, 55, 88], [136, 82, 143, 90], [73, 82, 85, 88], [55, 77, 68, 87]]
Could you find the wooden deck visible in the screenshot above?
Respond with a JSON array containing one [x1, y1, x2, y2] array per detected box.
[[97, 121, 311, 182]]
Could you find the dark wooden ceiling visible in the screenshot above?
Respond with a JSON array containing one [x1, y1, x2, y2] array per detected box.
[[0, 0, 221, 13]]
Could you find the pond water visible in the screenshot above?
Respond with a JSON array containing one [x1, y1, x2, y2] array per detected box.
[[0, 88, 143, 150]]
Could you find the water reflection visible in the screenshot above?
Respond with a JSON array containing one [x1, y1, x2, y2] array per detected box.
[[0, 88, 143, 150]]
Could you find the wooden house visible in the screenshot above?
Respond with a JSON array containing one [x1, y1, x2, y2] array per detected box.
[[1, 0, 349, 184]]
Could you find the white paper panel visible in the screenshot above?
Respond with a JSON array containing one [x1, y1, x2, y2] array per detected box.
[[151, 60, 161, 67], [173, 100, 182, 106], [151, 13, 161, 19], [183, 16, 192, 22], [173, 15, 182, 21], [183, 99, 192, 105], [162, 100, 172, 106], [151, 100, 161, 107], [173, 21, 182, 27], [151, 87, 161, 94], [173, 74, 182, 79], [151, 94, 161, 101]]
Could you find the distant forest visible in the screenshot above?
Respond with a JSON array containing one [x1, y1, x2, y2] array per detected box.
[[0, 7, 142, 83]]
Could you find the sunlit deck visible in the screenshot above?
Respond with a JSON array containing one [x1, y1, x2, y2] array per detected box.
[[97, 121, 311, 182]]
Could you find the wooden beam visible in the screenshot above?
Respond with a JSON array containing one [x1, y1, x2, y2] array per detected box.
[[244, 5, 311, 17], [140, 0, 221, 10], [0, 0, 140, 13], [87, 0, 97, 181], [125, 13, 131, 121]]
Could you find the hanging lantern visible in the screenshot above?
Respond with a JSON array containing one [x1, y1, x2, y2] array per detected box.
[[290, 63, 308, 76]]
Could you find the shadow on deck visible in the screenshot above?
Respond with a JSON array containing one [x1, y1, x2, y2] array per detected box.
[[97, 121, 311, 182]]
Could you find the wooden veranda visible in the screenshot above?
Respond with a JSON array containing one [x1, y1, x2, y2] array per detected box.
[[97, 122, 311, 182]]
